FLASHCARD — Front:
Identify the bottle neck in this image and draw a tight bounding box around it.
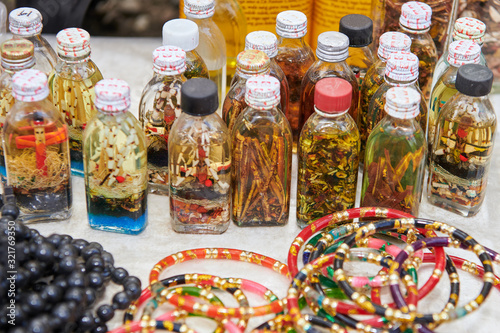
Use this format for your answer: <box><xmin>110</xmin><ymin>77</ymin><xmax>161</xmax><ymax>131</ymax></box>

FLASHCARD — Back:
<box><xmin>12</xmin><ymin>31</ymin><xmax>41</xmax><ymax>39</ymax></box>
<box><xmin>235</xmin><ymin>67</ymin><xmax>271</xmax><ymax>80</ymax></box>
<box><xmin>58</xmin><ymin>53</ymin><xmax>91</xmax><ymax>64</ymax></box>
<box><xmin>314</xmin><ymin>106</ymin><xmax>348</xmax><ymax>118</ymax></box>
<box><xmin>384</xmin><ymin>75</ymin><xmax>418</xmax><ymax>87</ymax></box>
<box><xmin>152</xmin><ymin>72</ymin><xmax>184</xmax><ymax>81</ymax></box>
<box><xmin>399</xmin><ymin>23</ymin><xmax>430</xmax><ymax>34</ymax></box>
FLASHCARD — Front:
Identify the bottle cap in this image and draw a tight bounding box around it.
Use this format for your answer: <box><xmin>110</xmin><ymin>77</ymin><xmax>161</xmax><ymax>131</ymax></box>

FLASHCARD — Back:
<box><xmin>447</xmin><ymin>40</ymin><xmax>481</xmax><ymax>67</ymax></box>
<box><xmin>385</xmin><ymin>51</ymin><xmax>419</xmax><ymax>82</ymax></box>
<box><xmin>181</xmin><ymin>78</ymin><xmax>218</xmax><ymax>116</ymax></box>
<box><xmin>12</xmin><ymin>69</ymin><xmax>49</xmax><ymax>102</ymax></box>
<box><xmin>385</xmin><ymin>86</ymin><xmax>420</xmax><ymax>119</ymax></box>
<box><xmin>339</xmin><ymin>14</ymin><xmax>373</xmax><ymax>47</ymax></box>
<box><xmin>245</xmin><ymin>31</ymin><xmax>278</xmax><ymax>59</ymax></box>
<box><xmin>456</xmin><ymin>64</ymin><xmax>493</xmax><ymax>97</ymax></box>
<box><xmin>162</xmin><ymin>19</ymin><xmax>199</xmax><ymax>52</ymax></box>
<box><xmin>56</xmin><ymin>28</ymin><xmax>91</xmax><ymax>59</ymax></box>
<box><xmin>1</xmin><ymin>39</ymin><xmax>35</xmax><ymax>71</ymax></box>
<box><xmin>245</xmin><ymin>75</ymin><xmax>280</xmax><ymax>110</ymax></box>
<box><xmin>316</xmin><ymin>31</ymin><xmax>349</xmax><ymax>62</ymax></box>
<box><xmin>236</xmin><ymin>50</ymin><xmax>270</xmax><ymax>76</ymax></box>
<box><xmin>378</xmin><ymin>32</ymin><xmax>412</xmax><ymax>60</ymax></box>
<box><xmin>94</xmin><ymin>78</ymin><xmax>131</xmax><ymax>112</ymax></box>
<box><xmin>452</xmin><ymin>17</ymin><xmax>486</xmax><ymax>45</ymax></box>
<box><xmin>276</xmin><ymin>10</ymin><xmax>308</xmax><ymax>39</ymax></box>
<box><xmin>153</xmin><ymin>45</ymin><xmax>186</xmax><ymax>75</ymax></box>
<box><xmin>314</xmin><ymin>77</ymin><xmax>352</xmax><ymax>113</ymax></box>
<box><xmin>184</xmin><ymin>0</ymin><xmax>215</xmax><ymax>19</ymax></box>
<box><xmin>399</xmin><ymin>1</ymin><xmax>432</xmax><ymax>30</ymax></box>
<box><xmin>9</xmin><ymin>7</ymin><xmax>43</xmax><ymax>36</ymax></box>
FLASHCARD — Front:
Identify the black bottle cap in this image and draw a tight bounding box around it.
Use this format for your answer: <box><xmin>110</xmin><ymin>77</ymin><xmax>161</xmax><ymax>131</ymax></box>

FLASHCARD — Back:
<box><xmin>339</xmin><ymin>14</ymin><xmax>373</xmax><ymax>47</ymax></box>
<box><xmin>456</xmin><ymin>64</ymin><xmax>493</xmax><ymax>97</ymax></box>
<box><xmin>180</xmin><ymin>78</ymin><xmax>219</xmax><ymax>116</ymax></box>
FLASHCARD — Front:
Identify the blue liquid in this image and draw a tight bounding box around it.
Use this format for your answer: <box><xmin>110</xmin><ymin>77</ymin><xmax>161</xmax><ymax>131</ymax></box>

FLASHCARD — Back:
<box><xmin>88</xmin><ymin>210</ymin><xmax>148</xmax><ymax>235</ymax></box>
<box><xmin>71</xmin><ymin>160</ymin><xmax>84</xmax><ymax>177</ymax></box>
<box><xmin>0</xmin><ymin>165</ymin><xmax>6</xmax><ymax>178</ymax></box>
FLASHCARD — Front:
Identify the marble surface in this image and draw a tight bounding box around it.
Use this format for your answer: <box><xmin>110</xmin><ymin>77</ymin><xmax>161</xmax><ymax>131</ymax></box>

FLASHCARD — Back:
<box><xmin>27</xmin><ymin>36</ymin><xmax>500</xmax><ymax>332</ymax></box>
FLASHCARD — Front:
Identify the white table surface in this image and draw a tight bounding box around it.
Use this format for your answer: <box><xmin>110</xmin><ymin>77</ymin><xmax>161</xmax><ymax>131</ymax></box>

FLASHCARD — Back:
<box><xmin>26</xmin><ymin>36</ymin><xmax>500</xmax><ymax>332</ymax></box>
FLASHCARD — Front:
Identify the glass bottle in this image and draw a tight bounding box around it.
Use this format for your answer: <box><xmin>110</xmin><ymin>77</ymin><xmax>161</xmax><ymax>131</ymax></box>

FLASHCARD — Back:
<box><xmin>162</xmin><ymin>19</ymin><xmax>209</xmax><ymax>80</ymax></box>
<box><xmin>0</xmin><ymin>39</ymin><xmax>35</xmax><ymax>177</ymax></box>
<box><xmin>398</xmin><ymin>1</ymin><xmax>438</xmax><ymax>103</ymax></box>
<box><xmin>8</xmin><ymin>7</ymin><xmax>57</xmax><ymax>77</ymax></box>
<box><xmin>361</xmin><ymin>86</ymin><xmax>426</xmax><ymax>216</ymax></box>
<box><xmin>4</xmin><ymin>69</ymin><xmax>72</xmax><ymax>223</ymax></box>
<box><xmin>244</xmin><ymin>30</ymin><xmax>290</xmax><ymax>117</ymax></box>
<box><xmin>222</xmin><ymin>49</ymin><xmax>270</xmax><ymax>132</ymax></box>
<box><xmin>169</xmin><ymin>78</ymin><xmax>231</xmax><ymax>234</ymax></box>
<box><xmin>0</xmin><ymin>2</ymin><xmax>6</xmax><ymax>43</ymax></box>
<box><xmin>274</xmin><ymin>10</ymin><xmax>315</xmax><ymax>146</ymax></box>
<box><xmin>139</xmin><ymin>46</ymin><xmax>187</xmax><ymax>196</ymax></box>
<box><xmin>83</xmin><ymin>79</ymin><xmax>148</xmax><ymax>234</ymax></box>
<box><xmin>428</xmin><ymin>40</ymin><xmax>481</xmax><ymax>156</ymax></box>
<box><xmin>232</xmin><ymin>75</ymin><xmax>292</xmax><ymax>226</ymax></box>
<box><xmin>428</xmin><ymin>64</ymin><xmax>495</xmax><ymax>217</ymax></box>
<box><xmin>48</xmin><ymin>28</ymin><xmax>103</xmax><ymax>177</ymax></box>
<box><xmin>297</xmin><ymin>78</ymin><xmax>359</xmax><ymax>229</ymax></box>
<box><xmin>184</xmin><ymin>0</ymin><xmax>227</xmax><ymax>115</ymax></box>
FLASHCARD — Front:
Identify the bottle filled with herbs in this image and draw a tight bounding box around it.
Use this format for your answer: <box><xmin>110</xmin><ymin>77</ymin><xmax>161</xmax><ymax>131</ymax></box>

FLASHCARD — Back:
<box><xmin>232</xmin><ymin>75</ymin><xmax>292</xmax><ymax>227</ymax></box>
<box><xmin>361</xmin><ymin>86</ymin><xmax>426</xmax><ymax>216</ymax></box>
<box><xmin>4</xmin><ymin>69</ymin><xmax>72</xmax><ymax>223</ymax></box>
<box><xmin>139</xmin><ymin>46</ymin><xmax>187</xmax><ymax>196</ymax></box>
<box><xmin>428</xmin><ymin>64</ymin><xmax>495</xmax><ymax>217</ymax></box>
<box><xmin>83</xmin><ymin>79</ymin><xmax>148</xmax><ymax>234</ymax></box>
<box><xmin>49</xmin><ymin>28</ymin><xmax>103</xmax><ymax>177</ymax></box>
<box><xmin>297</xmin><ymin>78</ymin><xmax>359</xmax><ymax>228</ymax></box>
<box><xmin>169</xmin><ymin>78</ymin><xmax>231</xmax><ymax>234</ymax></box>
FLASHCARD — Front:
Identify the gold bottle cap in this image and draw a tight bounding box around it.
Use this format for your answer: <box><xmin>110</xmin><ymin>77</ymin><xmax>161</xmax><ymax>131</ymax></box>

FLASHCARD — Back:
<box><xmin>1</xmin><ymin>39</ymin><xmax>35</xmax><ymax>70</ymax></box>
<box><xmin>236</xmin><ymin>50</ymin><xmax>270</xmax><ymax>76</ymax></box>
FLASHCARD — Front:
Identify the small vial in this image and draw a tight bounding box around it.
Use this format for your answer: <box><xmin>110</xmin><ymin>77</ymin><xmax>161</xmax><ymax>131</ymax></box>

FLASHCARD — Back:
<box><xmin>232</xmin><ymin>75</ymin><xmax>292</xmax><ymax>227</ymax></box>
<box><xmin>4</xmin><ymin>69</ymin><xmax>72</xmax><ymax>223</ymax></box>
<box><xmin>83</xmin><ymin>79</ymin><xmax>148</xmax><ymax>235</ymax></box>
<box><xmin>169</xmin><ymin>78</ymin><xmax>231</xmax><ymax>234</ymax></box>
<box><xmin>139</xmin><ymin>46</ymin><xmax>187</xmax><ymax>196</ymax></box>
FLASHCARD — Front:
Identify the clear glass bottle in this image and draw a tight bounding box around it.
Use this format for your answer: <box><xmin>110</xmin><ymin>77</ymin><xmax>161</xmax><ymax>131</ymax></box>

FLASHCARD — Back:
<box><xmin>232</xmin><ymin>75</ymin><xmax>292</xmax><ymax>226</ymax></box>
<box><xmin>0</xmin><ymin>39</ymin><xmax>35</xmax><ymax>177</ymax></box>
<box><xmin>8</xmin><ymin>7</ymin><xmax>57</xmax><ymax>77</ymax></box>
<box><xmin>184</xmin><ymin>0</ymin><xmax>227</xmax><ymax>115</ymax></box>
<box><xmin>83</xmin><ymin>79</ymin><xmax>148</xmax><ymax>234</ymax></box>
<box><xmin>245</xmin><ymin>30</ymin><xmax>290</xmax><ymax>117</ymax></box>
<box><xmin>139</xmin><ymin>46</ymin><xmax>187</xmax><ymax>196</ymax></box>
<box><xmin>222</xmin><ymin>49</ymin><xmax>270</xmax><ymax>132</ymax></box>
<box><xmin>4</xmin><ymin>69</ymin><xmax>72</xmax><ymax>223</ymax></box>
<box><xmin>300</xmin><ymin>31</ymin><xmax>358</xmax><ymax>132</ymax></box>
<box><xmin>361</xmin><ymin>86</ymin><xmax>426</xmax><ymax>216</ymax></box>
<box><xmin>169</xmin><ymin>78</ymin><xmax>231</xmax><ymax>234</ymax></box>
<box><xmin>297</xmin><ymin>78</ymin><xmax>359</xmax><ymax>228</ymax></box>
<box><xmin>48</xmin><ymin>28</ymin><xmax>103</xmax><ymax>177</ymax></box>
<box><xmin>398</xmin><ymin>1</ymin><xmax>438</xmax><ymax>103</ymax></box>
<box><xmin>162</xmin><ymin>19</ymin><xmax>210</xmax><ymax>80</ymax></box>
<box><xmin>428</xmin><ymin>64</ymin><xmax>495</xmax><ymax>217</ymax></box>
<box><xmin>274</xmin><ymin>10</ymin><xmax>315</xmax><ymax>147</ymax></box>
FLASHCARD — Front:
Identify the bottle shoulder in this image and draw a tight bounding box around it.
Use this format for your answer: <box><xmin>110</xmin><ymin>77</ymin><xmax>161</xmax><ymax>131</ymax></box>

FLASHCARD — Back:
<box><xmin>439</xmin><ymin>95</ymin><xmax>497</xmax><ymax>127</ymax></box>
<box><xmin>302</xmin><ymin>112</ymin><xmax>359</xmax><ymax>136</ymax></box>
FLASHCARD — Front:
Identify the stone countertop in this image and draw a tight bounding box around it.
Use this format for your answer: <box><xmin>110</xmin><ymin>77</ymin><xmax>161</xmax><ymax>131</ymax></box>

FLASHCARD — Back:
<box><xmin>29</xmin><ymin>36</ymin><xmax>500</xmax><ymax>332</ymax></box>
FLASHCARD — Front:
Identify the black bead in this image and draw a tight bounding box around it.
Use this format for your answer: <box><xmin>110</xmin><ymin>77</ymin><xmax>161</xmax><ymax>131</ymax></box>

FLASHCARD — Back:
<box><xmin>53</xmin><ymin>275</ymin><xmax>69</xmax><ymax>290</ymax></box>
<box><xmin>24</xmin><ymin>260</ymin><xmax>44</xmax><ymax>281</ymax></box>
<box><xmin>84</xmin><ymin>287</ymin><xmax>96</xmax><ymax>306</ymax></box>
<box><xmin>0</xmin><ymin>216</ymin><xmax>14</xmax><ymax>224</ymax></box>
<box><xmin>46</xmin><ymin>234</ymin><xmax>63</xmax><ymax>248</ymax></box>
<box><xmin>77</xmin><ymin>310</ymin><xmax>96</xmax><ymax>332</ymax></box>
<box><xmin>34</xmin><ymin>242</ymin><xmax>55</xmax><ymax>264</ymax></box>
<box><xmin>101</xmin><ymin>251</ymin><xmax>114</xmax><ymax>266</ymax></box>
<box><xmin>88</xmin><ymin>241</ymin><xmax>103</xmax><ymax>251</ymax></box>
<box><xmin>112</xmin><ymin>291</ymin><xmax>130</xmax><ymax>310</ymax></box>
<box><xmin>13</xmin><ymin>222</ymin><xmax>29</xmax><ymax>241</ymax></box>
<box><xmin>88</xmin><ymin>272</ymin><xmax>104</xmax><ymax>289</ymax></box>
<box><xmin>1</xmin><ymin>204</ymin><xmax>20</xmax><ymax>219</ymax></box>
<box><xmin>96</xmin><ymin>304</ymin><xmax>114</xmax><ymax>322</ymax></box>
<box><xmin>32</xmin><ymin>235</ymin><xmax>46</xmax><ymax>245</ymax></box>
<box><xmin>26</xmin><ymin>316</ymin><xmax>51</xmax><ymax>333</ymax></box>
<box><xmin>91</xmin><ymin>324</ymin><xmax>108</xmax><ymax>333</ymax></box>
<box><xmin>67</xmin><ymin>272</ymin><xmax>87</xmax><ymax>288</ymax></box>
<box><xmin>110</xmin><ymin>267</ymin><xmax>128</xmax><ymax>284</ymax></box>
<box><xmin>81</xmin><ymin>246</ymin><xmax>101</xmax><ymax>261</ymax></box>
<box><xmin>57</xmin><ymin>255</ymin><xmax>77</xmax><ymax>274</ymax></box>
<box><xmin>52</xmin><ymin>302</ymin><xmax>76</xmax><ymax>326</ymax></box>
<box><xmin>86</xmin><ymin>254</ymin><xmax>104</xmax><ymax>272</ymax></box>
<box><xmin>56</xmin><ymin>243</ymin><xmax>78</xmax><ymax>259</ymax></box>
<box><xmin>59</xmin><ymin>234</ymin><xmax>73</xmax><ymax>245</ymax></box>
<box><xmin>71</xmin><ymin>239</ymin><xmax>89</xmax><ymax>253</ymax></box>
<box><xmin>64</xmin><ymin>287</ymin><xmax>86</xmax><ymax>305</ymax></box>
<box><xmin>14</xmin><ymin>240</ymin><xmax>30</xmax><ymax>263</ymax></box>
<box><xmin>28</xmin><ymin>228</ymin><xmax>40</xmax><ymax>240</ymax></box>
<box><xmin>40</xmin><ymin>285</ymin><xmax>63</xmax><ymax>304</ymax></box>
<box><xmin>123</xmin><ymin>276</ymin><xmax>141</xmax><ymax>287</ymax></box>
<box><xmin>14</xmin><ymin>267</ymin><xmax>31</xmax><ymax>289</ymax></box>
<box><xmin>22</xmin><ymin>291</ymin><xmax>46</xmax><ymax>314</ymax></box>
<box><xmin>124</xmin><ymin>281</ymin><xmax>142</xmax><ymax>300</ymax></box>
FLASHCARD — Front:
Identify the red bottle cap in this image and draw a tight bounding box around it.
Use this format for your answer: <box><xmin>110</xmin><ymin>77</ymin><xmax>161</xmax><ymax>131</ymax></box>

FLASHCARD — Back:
<box><xmin>314</xmin><ymin>78</ymin><xmax>352</xmax><ymax>113</ymax></box>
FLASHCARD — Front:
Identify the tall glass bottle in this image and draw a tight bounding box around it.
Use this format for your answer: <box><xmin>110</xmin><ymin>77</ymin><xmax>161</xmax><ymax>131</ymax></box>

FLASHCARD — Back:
<box><xmin>222</xmin><ymin>50</ymin><xmax>270</xmax><ymax>132</ymax></box>
<box><xmin>428</xmin><ymin>64</ymin><xmax>495</xmax><ymax>217</ymax></box>
<box><xmin>169</xmin><ymin>78</ymin><xmax>231</xmax><ymax>234</ymax></box>
<box><xmin>184</xmin><ymin>0</ymin><xmax>227</xmax><ymax>115</ymax></box>
<box><xmin>83</xmin><ymin>79</ymin><xmax>148</xmax><ymax>234</ymax></box>
<box><xmin>297</xmin><ymin>78</ymin><xmax>359</xmax><ymax>228</ymax></box>
<box><xmin>48</xmin><ymin>28</ymin><xmax>103</xmax><ymax>177</ymax></box>
<box><xmin>361</xmin><ymin>86</ymin><xmax>426</xmax><ymax>216</ymax></box>
<box><xmin>232</xmin><ymin>75</ymin><xmax>292</xmax><ymax>226</ymax></box>
<box><xmin>300</xmin><ymin>31</ymin><xmax>358</xmax><ymax>131</ymax></box>
<box><xmin>139</xmin><ymin>46</ymin><xmax>187</xmax><ymax>196</ymax></box>
<box><xmin>0</xmin><ymin>39</ymin><xmax>35</xmax><ymax>177</ymax></box>
<box><xmin>8</xmin><ymin>7</ymin><xmax>57</xmax><ymax>77</ymax></box>
<box><xmin>275</xmin><ymin>10</ymin><xmax>315</xmax><ymax>146</ymax></box>
<box><xmin>4</xmin><ymin>69</ymin><xmax>72</xmax><ymax>222</ymax></box>
<box><xmin>162</xmin><ymin>19</ymin><xmax>209</xmax><ymax>80</ymax></box>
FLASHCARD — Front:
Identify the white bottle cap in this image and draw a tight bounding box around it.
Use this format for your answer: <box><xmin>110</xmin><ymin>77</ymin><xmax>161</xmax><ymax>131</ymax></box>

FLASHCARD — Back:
<box><xmin>400</xmin><ymin>1</ymin><xmax>432</xmax><ymax>30</ymax></box>
<box><xmin>378</xmin><ymin>32</ymin><xmax>412</xmax><ymax>60</ymax></box>
<box><xmin>453</xmin><ymin>17</ymin><xmax>486</xmax><ymax>45</ymax></box>
<box><xmin>276</xmin><ymin>10</ymin><xmax>307</xmax><ymax>39</ymax></box>
<box><xmin>316</xmin><ymin>31</ymin><xmax>349</xmax><ymax>62</ymax></box>
<box><xmin>153</xmin><ymin>46</ymin><xmax>187</xmax><ymax>75</ymax></box>
<box><xmin>94</xmin><ymin>79</ymin><xmax>131</xmax><ymax>112</ymax></box>
<box><xmin>184</xmin><ymin>0</ymin><xmax>215</xmax><ymax>19</ymax></box>
<box><xmin>245</xmin><ymin>31</ymin><xmax>278</xmax><ymax>59</ymax></box>
<box><xmin>56</xmin><ymin>28</ymin><xmax>91</xmax><ymax>59</ymax></box>
<box><xmin>12</xmin><ymin>69</ymin><xmax>49</xmax><ymax>102</ymax></box>
<box><xmin>9</xmin><ymin>7</ymin><xmax>43</xmax><ymax>36</ymax></box>
<box><xmin>447</xmin><ymin>40</ymin><xmax>481</xmax><ymax>67</ymax></box>
<box><xmin>385</xmin><ymin>51</ymin><xmax>419</xmax><ymax>82</ymax></box>
<box><xmin>385</xmin><ymin>86</ymin><xmax>420</xmax><ymax>119</ymax></box>
<box><xmin>162</xmin><ymin>19</ymin><xmax>199</xmax><ymax>52</ymax></box>
<box><xmin>245</xmin><ymin>75</ymin><xmax>281</xmax><ymax>110</ymax></box>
